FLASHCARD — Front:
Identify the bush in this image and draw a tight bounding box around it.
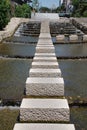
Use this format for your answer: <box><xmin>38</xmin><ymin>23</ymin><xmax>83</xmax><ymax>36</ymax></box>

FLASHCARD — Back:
<box><xmin>0</xmin><ymin>0</ymin><xmax>11</xmax><ymax>30</ymax></box>
<box><xmin>15</xmin><ymin>4</ymin><xmax>31</xmax><ymax>18</ymax></box>
<box><xmin>83</xmin><ymin>10</ymin><xmax>87</xmax><ymax>17</ymax></box>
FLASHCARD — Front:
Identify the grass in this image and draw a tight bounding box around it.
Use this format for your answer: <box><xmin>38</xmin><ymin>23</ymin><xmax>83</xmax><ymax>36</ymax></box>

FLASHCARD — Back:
<box><xmin>0</xmin><ymin>109</ymin><xmax>19</xmax><ymax>130</ymax></box>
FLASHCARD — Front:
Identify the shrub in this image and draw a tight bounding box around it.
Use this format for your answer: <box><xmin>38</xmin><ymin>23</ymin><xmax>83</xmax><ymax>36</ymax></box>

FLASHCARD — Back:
<box><xmin>0</xmin><ymin>0</ymin><xmax>10</xmax><ymax>30</ymax></box>
<box><xmin>15</xmin><ymin>4</ymin><xmax>31</xmax><ymax>18</ymax></box>
<box><xmin>83</xmin><ymin>10</ymin><xmax>87</xmax><ymax>17</ymax></box>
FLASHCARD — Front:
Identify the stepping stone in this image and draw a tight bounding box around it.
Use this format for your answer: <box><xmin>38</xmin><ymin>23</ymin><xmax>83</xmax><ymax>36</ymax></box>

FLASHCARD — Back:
<box><xmin>83</xmin><ymin>35</ymin><xmax>87</xmax><ymax>42</ymax></box>
<box><xmin>20</xmin><ymin>99</ymin><xmax>69</xmax><ymax>122</ymax></box>
<box><xmin>36</xmin><ymin>47</ymin><xmax>55</xmax><ymax>53</ymax></box>
<box><xmin>33</xmin><ymin>57</ymin><xmax>57</xmax><ymax>62</ymax></box>
<box><xmin>39</xmin><ymin>33</ymin><xmax>51</xmax><ymax>39</ymax></box>
<box><xmin>35</xmin><ymin>53</ymin><xmax>56</xmax><ymax>57</ymax></box>
<box><xmin>38</xmin><ymin>39</ymin><xmax>52</xmax><ymax>43</ymax></box>
<box><xmin>69</xmin><ymin>35</ymin><xmax>78</xmax><ymax>43</ymax></box>
<box><xmin>13</xmin><ymin>124</ymin><xmax>75</xmax><ymax>130</ymax></box>
<box><xmin>26</xmin><ymin>77</ymin><xmax>64</xmax><ymax>96</ymax></box>
<box><xmin>32</xmin><ymin>62</ymin><xmax>59</xmax><ymax>69</ymax></box>
<box><xmin>36</xmin><ymin>44</ymin><xmax>54</xmax><ymax>47</ymax></box>
<box><xmin>56</xmin><ymin>35</ymin><xmax>65</xmax><ymax>43</ymax></box>
<box><xmin>29</xmin><ymin>68</ymin><xmax>61</xmax><ymax>77</ymax></box>
<box><xmin>37</xmin><ymin>43</ymin><xmax>53</xmax><ymax>45</ymax></box>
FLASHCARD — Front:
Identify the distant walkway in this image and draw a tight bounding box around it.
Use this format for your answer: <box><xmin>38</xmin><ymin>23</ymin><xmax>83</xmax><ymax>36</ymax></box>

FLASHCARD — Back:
<box><xmin>31</xmin><ymin>13</ymin><xmax>59</xmax><ymax>21</ymax></box>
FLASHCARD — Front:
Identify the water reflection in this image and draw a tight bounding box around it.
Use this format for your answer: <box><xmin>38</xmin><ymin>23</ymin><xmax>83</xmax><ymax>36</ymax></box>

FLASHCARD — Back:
<box><xmin>0</xmin><ymin>43</ymin><xmax>36</xmax><ymax>57</ymax></box>
<box><xmin>55</xmin><ymin>44</ymin><xmax>87</xmax><ymax>57</ymax></box>
<box><xmin>58</xmin><ymin>59</ymin><xmax>87</xmax><ymax>98</ymax></box>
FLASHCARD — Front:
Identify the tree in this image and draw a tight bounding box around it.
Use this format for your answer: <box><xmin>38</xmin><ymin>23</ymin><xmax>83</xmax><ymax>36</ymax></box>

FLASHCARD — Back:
<box><xmin>32</xmin><ymin>0</ymin><xmax>39</xmax><ymax>11</ymax></box>
<box><xmin>15</xmin><ymin>4</ymin><xmax>31</xmax><ymax>18</ymax></box>
<box><xmin>0</xmin><ymin>0</ymin><xmax>11</xmax><ymax>30</ymax></box>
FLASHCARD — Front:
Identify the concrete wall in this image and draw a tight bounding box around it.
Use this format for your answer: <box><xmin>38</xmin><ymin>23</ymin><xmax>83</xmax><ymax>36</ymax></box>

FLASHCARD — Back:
<box><xmin>0</xmin><ymin>17</ymin><xmax>30</xmax><ymax>42</ymax></box>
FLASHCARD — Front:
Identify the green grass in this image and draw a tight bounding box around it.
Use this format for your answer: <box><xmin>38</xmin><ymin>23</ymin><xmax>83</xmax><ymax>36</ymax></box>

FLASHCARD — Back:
<box><xmin>0</xmin><ymin>109</ymin><xmax>19</xmax><ymax>130</ymax></box>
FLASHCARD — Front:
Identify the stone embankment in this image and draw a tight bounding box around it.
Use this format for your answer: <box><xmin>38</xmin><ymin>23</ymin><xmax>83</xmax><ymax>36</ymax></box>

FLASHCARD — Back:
<box><xmin>71</xmin><ymin>18</ymin><xmax>87</xmax><ymax>43</ymax></box>
<box><xmin>13</xmin><ymin>20</ymin><xmax>75</xmax><ymax>130</ymax></box>
<box><xmin>0</xmin><ymin>17</ymin><xmax>29</xmax><ymax>42</ymax></box>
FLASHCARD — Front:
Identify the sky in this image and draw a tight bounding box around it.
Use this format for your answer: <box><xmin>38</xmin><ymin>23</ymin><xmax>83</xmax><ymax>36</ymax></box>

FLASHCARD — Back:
<box><xmin>38</xmin><ymin>0</ymin><xmax>63</xmax><ymax>8</ymax></box>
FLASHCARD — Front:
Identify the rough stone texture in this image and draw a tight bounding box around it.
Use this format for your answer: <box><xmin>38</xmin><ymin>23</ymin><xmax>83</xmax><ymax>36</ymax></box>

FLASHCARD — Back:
<box><xmin>20</xmin><ymin>99</ymin><xmax>69</xmax><ymax>122</ymax></box>
<box><xmin>56</xmin><ymin>35</ymin><xmax>65</xmax><ymax>43</ymax></box>
<box><xmin>29</xmin><ymin>69</ymin><xmax>61</xmax><ymax>77</ymax></box>
<box><xmin>36</xmin><ymin>44</ymin><xmax>54</xmax><ymax>47</ymax></box>
<box><xmin>35</xmin><ymin>53</ymin><xmax>56</xmax><ymax>57</ymax></box>
<box><xmin>33</xmin><ymin>57</ymin><xmax>57</xmax><ymax>62</ymax></box>
<box><xmin>38</xmin><ymin>39</ymin><xmax>52</xmax><ymax>43</ymax></box>
<box><xmin>69</xmin><ymin>35</ymin><xmax>78</xmax><ymax>42</ymax></box>
<box><xmin>83</xmin><ymin>35</ymin><xmax>87</xmax><ymax>42</ymax></box>
<box><xmin>0</xmin><ymin>17</ymin><xmax>29</xmax><ymax>42</ymax></box>
<box><xmin>40</xmin><ymin>20</ymin><xmax>50</xmax><ymax>33</ymax></box>
<box><xmin>13</xmin><ymin>123</ymin><xmax>75</xmax><ymax>130</ymax></box>
<box><xmin>32</xmin><ymin>62</ymin><xmax>59</xmax><ymax>69</ymax></box>
<box><xmin>26</xmin><ymin>77</ymin><xmax>64</xmax><ymax>96</ymax></box>
<box><xmin>36</xmin><ymin>47</ymin><xmax>55</xmax><ymax>53</ymax></box>
<box><xmin>39</xmin><ymin>33</ymin><xmax>51</xmax><ymax>39</ymax></box>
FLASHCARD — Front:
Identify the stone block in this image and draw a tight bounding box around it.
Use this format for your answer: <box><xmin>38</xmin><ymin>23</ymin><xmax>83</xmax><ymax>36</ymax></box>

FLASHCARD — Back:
<box><xmin>20</xmin><ymin>99</ymin><xmax>69</xmax><ymax>122</ymax></box>
<box><xmin>83</xmin><ymin>35</ymin><xmax>87</xmax><ymax>42</ymax></box>
<box><xmin>32</xmin><ymin>62</ymin><xmax>59</xmax><ymax>69</ymax></box>
<box><xmin>39</xmin><ymin>33</ymin><xmax>51</xmax><ymax>39</ymax></box>
<box><xmin>33</xmin><ymin>57</ymin><xmax>57</xmax><ymax>62</ymax></box>
<box><xmin>69</xmin><ymin>35</ymin><xmax>78</xmax><ymax>42</ymax></box>
<box><xmin>35</xmin><ymin>53</ymin><xmax>56</xmax><ymax>57</ymax></box>
<box><xmin>29</xmin><ymin>68</ymin><xmax>61</xmax><ymax>77</ymax></box>
<box><xmin>56</xmin><ymin>35</ymin><xmax>65</xmax><ymax>43</ymax></box>
<box><xmin>36</xmin><ymin>47</ymin><xmax>55</xmax><ymax>53</ymax></box>
<box><xmin>36</xmin><ymin>44</ymin><xmax>54</xmax><ymax>47</ymax></box>
<box><xmin>38</xmin><ymin>39</ymin><xmax>52</xmax><ymax>43</ymax></box>
<box><xmin>26</xmin><ymin>77</ymin><xmax>64</xmax><ymax>96</ymax></box>
<box><xmin>13</xmin><ymin>124</ymin><xmax>75</xmax><ymax>130</ymax></box>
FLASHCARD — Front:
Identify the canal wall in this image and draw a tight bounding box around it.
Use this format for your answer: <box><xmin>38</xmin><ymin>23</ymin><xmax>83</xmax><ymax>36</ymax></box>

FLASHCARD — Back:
<box><xmin>0</xmin><ymin>17</ymin><xmax>30</xmax><ymax>42</ymax></box>
<box><xmin>13</xmin><ymin>20</ymin><xmax>75</xmax><ymax>130</ymax></box>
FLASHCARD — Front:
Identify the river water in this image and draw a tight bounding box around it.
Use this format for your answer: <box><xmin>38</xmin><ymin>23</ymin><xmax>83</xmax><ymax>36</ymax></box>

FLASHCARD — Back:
<box><xmin>0</xmin><ymin>25</ymin><xmax>87</xmax><ymax>130</ymax></box>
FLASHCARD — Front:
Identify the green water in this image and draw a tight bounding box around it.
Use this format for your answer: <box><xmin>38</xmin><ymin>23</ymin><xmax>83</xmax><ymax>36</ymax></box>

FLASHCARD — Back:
<box><xmin>71</xmin><ymin>107</ymin><xmax>87</xmax><ymax>130</ymax></box>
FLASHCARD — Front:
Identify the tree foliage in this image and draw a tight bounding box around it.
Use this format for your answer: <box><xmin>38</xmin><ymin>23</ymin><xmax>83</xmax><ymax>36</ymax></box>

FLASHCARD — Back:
<box><xmin>0</xmin><ymin>0</ymin><xmax>11</xmax><ymax>30</ymax></box>
<box><xmin>72</xmin><ymin>0</ymin><xmax>87</xmax><ymax>17</ymax></box>
<box><xmin>15</xmin><ymin>4</ymin><xmax>31</xmax><ymax>18</ymax></box>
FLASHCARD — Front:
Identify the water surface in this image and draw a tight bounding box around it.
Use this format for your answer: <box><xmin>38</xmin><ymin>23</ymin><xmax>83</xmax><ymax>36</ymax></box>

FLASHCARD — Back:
<box><xmin>0</xmin><ymin>59</ymin><xmax>32</xmax><ymax>100</ymax></box>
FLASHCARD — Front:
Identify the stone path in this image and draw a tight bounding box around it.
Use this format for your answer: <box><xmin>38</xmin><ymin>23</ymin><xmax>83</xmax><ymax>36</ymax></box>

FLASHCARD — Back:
<box><xmin>13</xmin><ymin>21</ymin><xmax>75</xmax><ymax>130</ymax></box>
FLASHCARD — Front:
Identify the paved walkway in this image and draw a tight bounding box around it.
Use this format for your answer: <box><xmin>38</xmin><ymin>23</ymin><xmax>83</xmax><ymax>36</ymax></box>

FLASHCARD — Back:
<box><xmin>13</xmin><ymin>20</ymin><xmax>75</xmax><ymax>130</ymax></box>
<box><xmin>31</xmin><ymin>13</ymin><xmax>59</xmax><ymax>20</ymax></box>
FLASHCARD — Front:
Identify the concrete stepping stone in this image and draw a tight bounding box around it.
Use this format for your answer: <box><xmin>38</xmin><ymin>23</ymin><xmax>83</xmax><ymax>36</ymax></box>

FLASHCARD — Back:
<box><xmin>38</xmin><ymin>39</ymin><xmax>52</xmax><ymax>43</ymax></box>
<box><xmin>20</xmin><ymin>99</ymin><xmax>69</xmax><ymax>122</ymax></box>
<box><xmin>36</xmin><ymin>44</ymin><xmax>54</xmax><ymax>47</ymax></box>
<box><xmin>13</xmin><ymin>123</ymin><xmax>75</xmax><ymax>130</ymax></box>
<box><xmin>69</xmin><ymin>35</ymin><xmax>78</xmax><ymax>43</ymax></box>
<box><xmin>56</xmin><ymin>35</ymin><xmax>65</xmax><ymax>43</ymax></box>
<box><xmin>36</xmin><ymin>47</ymin><xmax>55</xmax><ymax>53</ymax></box>
<box><xmin>35</xmin><ymin>53</ymin><xmax>56</xmax><ymax>57</ymax></box>
<box><xmin>29</xmin><ymin>68</ymin><xmax>61</xmax><ymax>77</ymax></box>
<box><xmin>83</xmin><ymin>35</ymin><xmax>87</xmax><ymax>42</ymax></box>
<box><xmin>32</xmin><ymin>62</ymin><xmax>59</xmax><ymax>69</ymax></box>
<box><xmin>33</xmin><ymin>57</ymin><xmax>57</xmax><ymax>62</ymax></box>
<box><xmin>39</xmin><ymin>33</ymin><xmax>51</xmax><ymax>39</ymax></box>
<box><xmin>26</xmin><ymin>77</ymin><xmax>64</xmax><ymax>96</ymax></box>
